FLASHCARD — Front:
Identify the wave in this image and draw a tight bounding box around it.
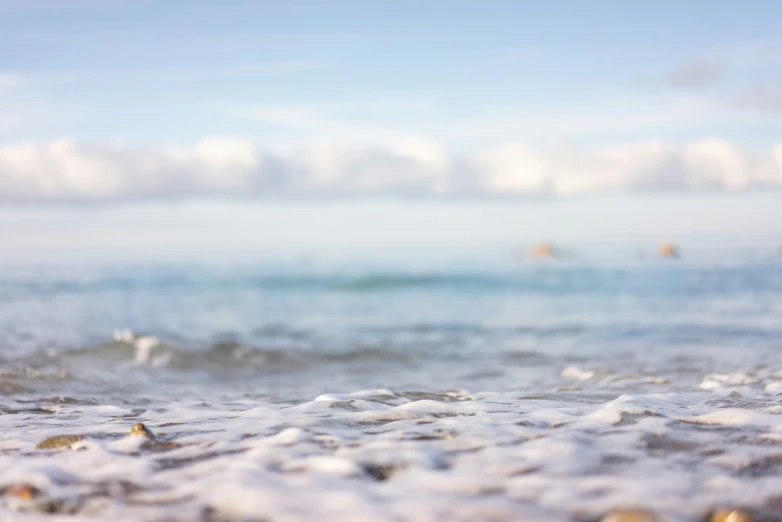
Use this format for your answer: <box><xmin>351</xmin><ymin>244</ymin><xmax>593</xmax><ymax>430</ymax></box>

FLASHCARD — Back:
<box><xmin>1</xmin><ymin>263</ymin><xmax>782</xmax><ymax>297</ymax></box>
<box><xmin>15</xmin><ymin>335</ymin><xmax>415</xmax><ymax>376</ymax></box>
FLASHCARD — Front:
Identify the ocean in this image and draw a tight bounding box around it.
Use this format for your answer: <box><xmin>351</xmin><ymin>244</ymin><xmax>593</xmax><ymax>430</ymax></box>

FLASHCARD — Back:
<box><xmin>1</xmin><ymin>257</ymin><xmax>782</xmax><ymax>521</ymax></box>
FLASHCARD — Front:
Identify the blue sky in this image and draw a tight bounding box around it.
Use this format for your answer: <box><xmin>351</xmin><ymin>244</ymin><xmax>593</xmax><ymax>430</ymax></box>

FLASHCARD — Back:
<box><xmin>3</xmin><ymin>0</ymin><xmax>782</xmax><ymax>148</ymax></box>
<box><xmin>1</xmin><ymin>1</ymin><xmax>781</xmax><ymax>259</ymax></box>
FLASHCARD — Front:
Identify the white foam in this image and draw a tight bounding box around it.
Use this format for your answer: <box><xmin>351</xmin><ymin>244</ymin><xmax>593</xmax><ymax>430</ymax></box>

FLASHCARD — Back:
<box><xmin>5</xmin><ymin>367</ymin><xmax>782</xmax><ymax>520</ymax></box>
<box><xmin>560</xmin><ymin>366</ymin><xmax>596</xmax><ymax>380</ymax></box>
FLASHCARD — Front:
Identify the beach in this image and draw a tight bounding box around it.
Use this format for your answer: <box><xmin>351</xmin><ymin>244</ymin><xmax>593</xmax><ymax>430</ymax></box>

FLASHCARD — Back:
<box><xmin>1</xmin><ymin>259</ymin><xmax>782</xmax><ymax>521</ymax></box>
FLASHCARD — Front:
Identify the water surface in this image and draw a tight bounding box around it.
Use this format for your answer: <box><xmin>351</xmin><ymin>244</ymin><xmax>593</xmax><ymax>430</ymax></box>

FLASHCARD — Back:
<box><xmin>1</xmin><ymin>259</ymin><xmax>781</xmax><ymax>521</ymax></box>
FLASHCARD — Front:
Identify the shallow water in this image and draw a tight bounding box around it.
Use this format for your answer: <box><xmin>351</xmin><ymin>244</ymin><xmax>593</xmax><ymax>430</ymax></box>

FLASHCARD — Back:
<box><xmin>1</xmin><ymin>259</ymin><xmax>782</xmax><ymax>521</ymax></box>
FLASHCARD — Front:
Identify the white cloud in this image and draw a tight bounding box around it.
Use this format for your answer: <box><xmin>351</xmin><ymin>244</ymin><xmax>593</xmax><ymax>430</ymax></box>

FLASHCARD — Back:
<box><xmin>0</xmin><ymin>137</ymin><xmax>781</xmax><ymax>203</ymax></box>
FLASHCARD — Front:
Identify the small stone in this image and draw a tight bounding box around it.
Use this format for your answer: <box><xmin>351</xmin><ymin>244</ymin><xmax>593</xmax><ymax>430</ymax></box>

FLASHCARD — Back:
<box><xmin>361</xmin><ymin>462</ymin><xmax>398</xmax><ymax>481</ymax></box>
<box><xmin>710</xmin><ymin>510</ymin><xmax>754</xmax><ymax>522</ymax></box>
<box><xmin>128</xmin><ymin>422</ymin><xmax>154</xmax><ymax>438</ymax></box>
<box><xmin>129</xmin><ymin>423</ymin><xmax>181</xmax><ymax>452</ymax></box>
<box><xmin>4</xmin><ymin>484</ymin><xmax>40</xmax><ymax>500</ymax></box>
<box><xmin>35</xmin><ymin>434</ymin><xmax>85</xmax><ymax>450</ymax></box>
<box><xmin>601</xmin><ymin>508</ymin><xmax>661</xmax><ymax>522</ymax></box>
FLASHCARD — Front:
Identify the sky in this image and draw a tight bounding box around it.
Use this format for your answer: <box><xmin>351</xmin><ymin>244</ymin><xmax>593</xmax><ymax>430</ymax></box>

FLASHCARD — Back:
<box><xmin>1</xmin><ymin>0</ymin><xmax>781</xmax><ymax>261</ymax></box>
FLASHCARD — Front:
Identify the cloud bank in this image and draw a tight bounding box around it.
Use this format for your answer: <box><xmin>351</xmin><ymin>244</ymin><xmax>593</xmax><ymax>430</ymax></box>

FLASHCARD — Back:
<box><xmin>1</xmin><ymin>137</ymin><xmax>781</xmax><ymax>203</ymax></box>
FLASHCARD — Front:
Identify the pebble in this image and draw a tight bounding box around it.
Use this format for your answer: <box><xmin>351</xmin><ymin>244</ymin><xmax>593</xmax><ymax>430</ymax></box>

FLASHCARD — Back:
<box><xmin>601</xmin><ymin>509</ymin><xmax>661</xmax><ymax>522</ymax></box>
<box><xmin>710</xmin><ymin>510</ymin><xmax>754</xmax><ymax>522</ymax></box>
<box><xmin>129</xmin><ymin>422</ymin><xmax>184</xmax><ymax>451</ymax></box>
<box><xmin>35</xmin><ymin>434</ymin><xmax>85</xmax><ymax>450</ymax></box>
<box><xmin>128</xmin><ymin>422</ymin><xmax>154</xmax><ymax>438</ymax></box>
<box><xmin>36</xmin><ymin>422</ymin><xmax>155</xmax><ymax>450</ymax></box>
<box><xmin>4</xmin><ymin>483</ymin><xmax>40</xmax><ymax>500</ymax></box>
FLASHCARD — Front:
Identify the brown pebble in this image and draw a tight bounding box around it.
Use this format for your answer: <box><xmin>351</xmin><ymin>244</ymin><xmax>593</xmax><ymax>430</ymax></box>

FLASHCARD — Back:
<box><xmin>35</xmin><ymin>434</ymin><xmax>85</xmax><ymax>450</ymax></box>
<box><xmin>129</xmin><ymin>423</ymin><xmax>182</xmax><ymax>452</ymax></box>
<box><xmin>601</xmin><ymin>509</ymin><xmax>661</xmax><ymax>522</ymax></box>
<box><xmin>710</xmin><ymin>510</ymin><xmax>754</xmax><ymax>522</ymax></box>
<box><xmin>4</xmin><ymin>483</ymin><xmax>40</xmax><ymax>500</ymax></box>
<box><xmin>128</xmin><ymin>422</ymin><xmax>154</xmax><ymax>438</ymax></box>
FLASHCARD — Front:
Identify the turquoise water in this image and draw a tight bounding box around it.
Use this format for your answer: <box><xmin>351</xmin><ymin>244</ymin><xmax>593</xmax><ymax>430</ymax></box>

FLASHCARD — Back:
<box><xmin>2</xmin><ymin>259</ymin><xmax>782</xmax><ymax>520</ymax></box>
<box><xmin>2</xmin><ymin>260</ymin><xmax>781</xmax><ymax>401</ymax></box>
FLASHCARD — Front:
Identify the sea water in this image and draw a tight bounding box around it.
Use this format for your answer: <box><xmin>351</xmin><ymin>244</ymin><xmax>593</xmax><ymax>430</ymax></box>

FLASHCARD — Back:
<box><xmin>1</xmin><ymin>258</ymin><xmax>782</xmax><ymax>521</ymax></box>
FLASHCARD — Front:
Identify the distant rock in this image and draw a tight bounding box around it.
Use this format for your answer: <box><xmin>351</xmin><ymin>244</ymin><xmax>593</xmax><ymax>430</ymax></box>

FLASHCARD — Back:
<box><xmin>658</xmin><ymin>242</ymin><xmax>680</xmax><ymax>259</ymax></box>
